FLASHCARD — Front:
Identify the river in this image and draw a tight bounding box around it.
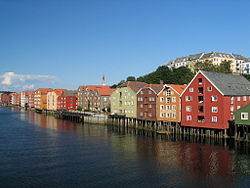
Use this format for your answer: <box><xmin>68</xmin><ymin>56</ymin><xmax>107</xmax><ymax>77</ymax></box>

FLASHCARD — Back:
<box><xmin>0</xmin><ymin>107</ymin><xmax>249</xmax><ymax>188</ymax></box>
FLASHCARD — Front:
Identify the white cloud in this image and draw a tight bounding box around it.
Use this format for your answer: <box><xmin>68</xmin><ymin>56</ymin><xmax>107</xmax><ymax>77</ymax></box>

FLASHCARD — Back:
<box><xmin>0</xmin><ymin>72</ymin><xmax>57</xmax><ymax>92</ymax></box>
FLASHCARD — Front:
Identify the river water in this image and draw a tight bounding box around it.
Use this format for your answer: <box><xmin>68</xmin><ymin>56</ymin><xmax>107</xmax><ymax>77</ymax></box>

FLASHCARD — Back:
<box><xmin>0</xmin><ymin>107</ymin><xmax>249</xmax><ymax>188</ymax></box>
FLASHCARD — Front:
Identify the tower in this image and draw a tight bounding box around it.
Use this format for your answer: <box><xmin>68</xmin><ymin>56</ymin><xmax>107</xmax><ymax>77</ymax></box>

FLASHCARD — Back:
<box><xmin>102</xmin><ymin>75</ymin><xmax>106</xmax><ymax>86</ymax></box>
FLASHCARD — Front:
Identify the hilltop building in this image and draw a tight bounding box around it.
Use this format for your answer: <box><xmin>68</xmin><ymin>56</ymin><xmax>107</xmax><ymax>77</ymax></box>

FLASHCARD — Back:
<box><xmin>166</xmin><ymin>52</ymin><xmax>249</xmax><ymax>74</ymax></box>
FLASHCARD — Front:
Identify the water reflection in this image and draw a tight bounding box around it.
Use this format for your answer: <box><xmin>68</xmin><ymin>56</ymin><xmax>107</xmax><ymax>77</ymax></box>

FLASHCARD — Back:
<box><xmin>6</xmin><ymin>108</ymin><xmax>250</xmax><ymax>187</ymax></box>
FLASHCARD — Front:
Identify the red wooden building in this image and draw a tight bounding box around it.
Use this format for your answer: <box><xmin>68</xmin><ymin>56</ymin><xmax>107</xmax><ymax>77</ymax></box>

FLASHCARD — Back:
<box><xmin>137</xmin><ymin>84</ymin><xmax>163</xmax><ymax>120</ymax></box>
<box><xmin>181</xmin><ymin>71</ymin><xmax>250</xmax><ymax>130</ymax></box>
<box><xmin>57</xmin><ymin>90</ymin><xmax>77</xmax><ymax>110</ymax></box>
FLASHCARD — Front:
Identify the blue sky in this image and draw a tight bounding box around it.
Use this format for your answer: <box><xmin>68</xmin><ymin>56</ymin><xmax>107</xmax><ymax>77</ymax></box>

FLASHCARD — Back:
<box><xmin>0</xmin><ymin>0</ymin><xmax>250</xmax><ymax>91</ymax></box>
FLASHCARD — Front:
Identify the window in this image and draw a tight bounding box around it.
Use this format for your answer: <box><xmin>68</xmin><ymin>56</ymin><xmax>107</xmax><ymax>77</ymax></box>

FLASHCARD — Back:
<box><xmin>160</xmin><ymin>97</ymin><xmax>164</xmax><ymax>102</ymax></box>
<box><xmin>166</xmin><ymin>97</ymin><xmax>171</xmax><ymax>104</ymax></box>
<box><xmin>237</xmin><ymin>97</ymin><xmax>241</xmax><ymax>101</ymax></box>
<box><xmin>230</xmin><ymin>106</ymin><xmax>234</xmax><ymax>112</ymax></box>
<box><xmin>140</xmin><ymin>112</ymin><xmax>143</xmax><ymax>116</ymax></box>
<box><xmin>166</xmin><ymin>90</ymin><xmax>171</xmax><ymax>96</ymax></box>
<box><xmin>241</xmin><ymin>112</ymin><xmax>248</xmax><ymax>120</ymax></box>
<box><xmin>211</xmin><ymin>106</ymin><xmax>218</xmax><ymax>113</ymax></box>
<box><xmin>160</xmin><ymin>105</ymin><xmax>164</xmax><ymax>110</ymax></box>
<box><xmin>172</xmin><ymin>97</ymin><xmax>176</xmax><ymax>102</ymax></box>
<box><xmin>160</xmin><ymin>113</ymin><xmax>164</xmax><ymax>118</ymax></box>
<box><xmin>198</xmin><ymin>87</ymin><xmax>204</xmax><ymax>94</ymax></box>
<box><xmin>198</xmin><ymin>78</ymin><xmax>203</xmax><ymax>84</ymax></box>
<box><xmin>148</xmin><ymin>112</ymin><xmax>152</xmax><ymax>117</ymax></box>
<box><xmin>198</xmin><ymin>106</ymin><xmax>204</xmax><ymax>113</ymax></box>
<box><xmin>243</xmin><ymin>96</ymin><xmax>247</xmax><ymax>101</ymax></box>
<box><xmin>237</xmin><ymin>106</ymin><xmax>241</xmax><ymax>109</ymax></box>
<box><xmin>140</xmin><ymin>91</ymin><xmax>143</xmax><ymax>94</ymax></box>
<box><xmin>148</xmin><ymin>104</ymin><xmax>152</xmax><ymax>108</ymax></box>
<box><xmin>186</xmin><ymin>106</ymin><xmax>192</xmax><ymax>112</ymax></box>
<box><xmin>197</xmin><ymin>116</ymin><xmax>205</xmax><ymax>122</ymax></box>
<box><xmin>211</xmin><ymin>96</ymin><xmax>218</xmax><ymax>102</ymax></box>
<box><xmin>172</xmin><ymin>105</ymin><xmax>176</xmax><ymax>111</ymax></box>
<box><xmin>230</xmin><ymin>97</ymin><xmax>234</xmax><ymax>104</ymax></box>
<box><xmin>172</xmin><ymin>113</ymin><xmax>176</xmax><ymax>119</ymax></box>
<box><xmin>187</xmin><ymin>115</ymin><xmax>192</xmax><ymax>121</ymax></box>
<box><xmin>151</xmin><ymin>97</ymin><xmax>155</xmax><ymax>101</ymax></box>
<box><xmin>140</xmin><ymin>104</ymin><xmax>143</xmax><ymax>108</ymax></box>
<box><xmin>166</xmin><ymin>113</ymin><xmax>171</xmax><ymax>118</ymax></box>
<box><xmin>166</xmin><ymin>105</ymin><xmax>170</xmax><ymax>110</ymax></box>
<box><xmin>189</xmin><ymin>88</ymin><xmax>194</xmax><ymax>92</ymax></box>
<box><xmin>198</xmin><ymin>96</ymin><xmax>204</xmax><ymax>103</ymax></box>
<box><xmin>148</xmin><ymin>90</ymin><xmax>152</xmax><ymax>94</ymax></box>
<box><xmin>185</xmin><ymin>96</ymin><xmax>192</xmax><ymax>101</ymax></box>
<box><xmin>211</xmin><ymin>116</ymin><xmax>217</xmax><ymax>122</ymax></box>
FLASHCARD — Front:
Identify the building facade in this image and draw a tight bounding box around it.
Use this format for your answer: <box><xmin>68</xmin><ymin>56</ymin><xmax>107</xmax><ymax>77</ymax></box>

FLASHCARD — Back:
<box><xmin>181</xmin><ymin>71</ymin><xmax>250</xmax><ymax>130</ymax></box>
<box><xmin>57</xmin><ymin>90</ymin><xmax>77</xmax><ymax>110</ymax></box>
<box><xmin>47</xmin><ymin>89</ymin><xmax>67</xmax><ymax>111</ymax></box>
<box><xmin>233</xmin><ymin>103</ymin><xmax>250</xmax><ymax>126</ymax></box>
<box><xmin>137</xmin><ymin>84</ymin><xmax>163</xmax><ymax>120</ymax></box>
<box><xmin>167</xmin><ymin>52</ymin><xmax>249</xmax><ymax>74</ymax></box>
<box><xmin>110</xmin><ymin>82</ymin><xmax>147</xmax><ymax>117</ymax></box>
<box><xmin>157</xmin><ymin>84</ymin><xmax>186</xmax><ymax>122</ymax></box>
<box><xmin>34</xmin><ymin>88</ymin><xmax>53</xmax><ymax>110</ymax></box>
<box><xmin>77</xmin><ymin>85</ymin><xmax>114</xmax><ymax>111</ymax></box>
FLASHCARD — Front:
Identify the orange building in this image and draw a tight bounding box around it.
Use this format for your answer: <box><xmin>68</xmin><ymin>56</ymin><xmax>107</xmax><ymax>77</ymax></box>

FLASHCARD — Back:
<box><xmin>34</xmin><ymin>88</ymin><xmax>53</xmax><ymax>110</ymax></box>
<box><xmin>157</xmin><ymin>84</ymin><xmax>186</xmax><ymax>122</ymax></box>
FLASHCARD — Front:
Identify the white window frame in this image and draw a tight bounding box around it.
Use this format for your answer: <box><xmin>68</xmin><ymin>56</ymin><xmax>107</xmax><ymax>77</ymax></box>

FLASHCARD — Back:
<box><xmin>211</xmin><ymin>116</ymin><xmax>217</xmax><ymax>122</ymax></box>
<box><xmin>185</xmin><ymin>96</ymin><xmax>192</xmax><ymax>101</ymax></box>
<box><xmin>186</xmin><ymin>106</ymin><xmax>192</xmax><ymax>112</ymax></box>
<box><xmin>211</xmin><ymin>96</ymin><xmax>218</xmax><ymax>102</ymax></box>
<box><xmin>172</xmin><ymin>97</ymin><xmax>176</xmax><ymax>102</ymax></box>
<box><xmin>207</xmin><ymin>86</ymin><xmax>212</xmax><ymax>91</ymax></box>
<box><xmin>211</xmin><ymin>106</ymin><xmax>218</xmax><ymax>113</ymax></box>
<box><xmin>241</xmin><ymin>112</ymin><xmax>248</xmax><ymax>120</ymax></box>
<box><xmin>187</xmin><ymin>115</ymin><xmax>192</xmax><ymax>121</ymax></box>
<box><xmin>189</xmin><ymin>88</ymin><xmax>194</xmax><ymax>92</ymax></box>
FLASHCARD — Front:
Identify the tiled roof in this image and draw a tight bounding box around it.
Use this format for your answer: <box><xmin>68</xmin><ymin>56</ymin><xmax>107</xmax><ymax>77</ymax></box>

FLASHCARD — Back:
<box><xmin>201</xmin><ymin>71</ymin><xmax>250</xmax><ymax>96</ymax></box>
<box><xmin>119</xmin><ymin>81</ymin><xmax>148</xmax><ymax>92</ymax></box>
<box><xmin>97</xmin><ymin>88</ymin><xmax>115</xmax><ymax>96</ymax></box>
<box><xmin>167</xmin><ymin>84</ymin><xmax>186</xmax><ymax>94</ymax></box>
<box><xmin>53</xmin><ymin>89</ymin><xmax>68</xmax><ymax>95</ymax></box>
<box><xmin>145</xmin><ymin>84</ymin><xmax>164</xmax><ymax>94</ymax></box>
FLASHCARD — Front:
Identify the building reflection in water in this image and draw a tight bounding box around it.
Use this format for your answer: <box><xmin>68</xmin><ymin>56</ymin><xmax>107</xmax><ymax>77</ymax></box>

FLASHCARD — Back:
<box><xmin>15</xmin><ymin>110</ymin><xmax>242</xmax><ymax>187</ymax></box>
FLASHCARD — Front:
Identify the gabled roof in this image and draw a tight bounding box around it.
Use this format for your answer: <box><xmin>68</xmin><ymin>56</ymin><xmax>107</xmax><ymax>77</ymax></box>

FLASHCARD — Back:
<box><xmin>141</xmin><ymin>84</ymin><xmax>164</xmax><ymax>94</ymax></box>
<box><xmin>97</xmin><ymin>88</ymin><xmax>115</xmax><ymax>96</ymax></box>
<box><xmin>52</xmin><ymin>89</ymin><xmax>68</xmax><ymax>95</ymax></box>
<box><xmin>118</xmin><ymin>81</ymin><xmax>148</xmax><ymax>92</ymax></box>
<box><xmin>165</xmin><ymin>84</ymin><xmax>186</xmax><ymax>95</ymax></box>
<box><xmin>201</xmin><ymin>71</ymin><xmax>250</xmax><ymax>96</ymax></box>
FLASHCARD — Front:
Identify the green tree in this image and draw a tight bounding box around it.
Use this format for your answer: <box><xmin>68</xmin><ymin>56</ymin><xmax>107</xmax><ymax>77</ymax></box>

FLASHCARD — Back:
<box><xmin>126</xmin><ymin>76</ymin><xmax>136</xmax><ymax>81</ymax></box>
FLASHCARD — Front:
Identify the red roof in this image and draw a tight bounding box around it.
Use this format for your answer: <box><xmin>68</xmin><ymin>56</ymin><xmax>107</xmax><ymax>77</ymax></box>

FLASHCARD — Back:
<box><xmin>97</xmin><ymin>88</ymin><xmax>115</xmax><ymax>96</ymax></box>
<box><xmin>78</xmin><ymin>85</ymin><xmax>114</xmax><ymax>96</ymax></box>
<box><xmin>167</xmin><ymin>84</ymin><xmax>186</xmax><ymax>94</ymax></box>
<box><xmin>53</xmin><ymin>89</ymin><xmax>68</xmax><ymax>95</ymax></box>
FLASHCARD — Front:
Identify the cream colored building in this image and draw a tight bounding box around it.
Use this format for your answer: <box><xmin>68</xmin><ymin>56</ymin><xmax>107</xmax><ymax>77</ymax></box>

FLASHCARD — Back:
<box><xmin>167</xmin><ymin>52</ymin><xmax>249</xmax><ymax>73</ymax></box>
<box><xmin>47</xmin><ymin>89</ymin><xmax>67</xmax><ymax>111</ymax></box>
